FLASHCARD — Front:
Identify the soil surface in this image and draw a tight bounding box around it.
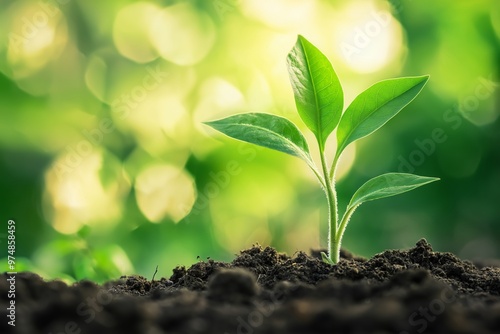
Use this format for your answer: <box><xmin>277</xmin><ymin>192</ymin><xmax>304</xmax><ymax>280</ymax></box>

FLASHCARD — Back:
<box><xmin>2</xmin><ymin>239</ymin><xmax>500</xmax><ymax>334</ymax></box>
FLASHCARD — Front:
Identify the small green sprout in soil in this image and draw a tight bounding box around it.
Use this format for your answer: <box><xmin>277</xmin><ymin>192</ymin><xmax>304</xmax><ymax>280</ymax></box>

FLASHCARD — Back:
<box><xmin>205</xmin><ymin>35</ymin><xmax>439</xmax><ymax>264</ymax></box>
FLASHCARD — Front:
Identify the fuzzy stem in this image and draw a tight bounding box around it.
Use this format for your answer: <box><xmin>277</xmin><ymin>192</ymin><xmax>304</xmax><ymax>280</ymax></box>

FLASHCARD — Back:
<box><xmin>329</xmin><ymin>152</ymin><xmax>340</xmax><ymax>182</ymax></box>
<box><xmin>319</xmin><ymin>150</ymin><xmax>338</xmax><ymax>263</ymax></box>
<box><xmin>307</xmin><ymin>160</ymin><xmax>327</xmax><ymax>190</ymax></box>
<box><xmin>333</xmin><ymin>205</ymin><xmax>359</xmax><ymax>262</ymax></box>
<box><xmin>328</xmin><ymin>151</ymin><xmax>343</xmax><ymax>263</ymax></box>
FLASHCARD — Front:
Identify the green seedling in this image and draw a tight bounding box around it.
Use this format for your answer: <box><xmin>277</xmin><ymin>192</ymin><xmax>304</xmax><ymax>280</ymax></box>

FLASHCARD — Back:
<box><xmin>205</xmin><ymin>35</ymin><xmax>439</xmax><ymax>264</ymax></box>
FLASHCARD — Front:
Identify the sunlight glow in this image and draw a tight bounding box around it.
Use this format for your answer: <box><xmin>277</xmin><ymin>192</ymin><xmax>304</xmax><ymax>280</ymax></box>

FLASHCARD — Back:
<box><xmin>240</xmin><ymin>0</ymin><xmax>316</xmax><ymax>30</ymax></box>
<box><xmin>193</xmin><ymin>77</ymin><xmax>246</xmax><ymax>128</ymax></box>
<box><xmin>113</xmin><ymin>2</ymin><xmax>160</xmax><ymax>63</ymax></box>
<box><xmin>333</xmin><ymin>1</ymin><xmax>403</xmax><ymax>73</ymax></box>
<box><xmin>117</xmin><ymin>85</ymin><xmax>190</xmax><ymax>155</ymax></box>
<box><xmin>108</xmin><ymin>245</ymin><xmax>134</xmax><ymax>274</ymax></box>
<box><xmin>103</xmin><ymin>62</ymin><xmax>196</xmax><ymax>159</ymax></box>
<box><xmin>43</xmin><ymin>151</ymin><xmax>129</xmax><ymax>234</ymax></box>
<box><xmin>150</xmin><ymin>3</ymin><xmax>216</xmax><ymax>66</ymax></box>
<box><xmin>112</xmin><ymin>73</ymin><xmax>192</xmax><ymax>160</ymax></box>
<box><xmin>135</xmin><ymin>164</ymin><xmax>196</xmax><ymax>223</ymax></box>
<box><xmin>5</xmin><ymin>1</ymin><xmax>68</xmax><ymax>79</ymax></box>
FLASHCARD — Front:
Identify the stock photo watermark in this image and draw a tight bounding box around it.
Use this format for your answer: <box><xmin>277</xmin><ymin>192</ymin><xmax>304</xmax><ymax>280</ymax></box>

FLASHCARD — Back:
<box><xmin>224</xmin><ymin>282</ymin><xmax>295</xmax><ymax>334</ymax></box>
<box><xmin>5</xmin><ymin>219</ymin><xmax>17</xmax><ymax>327</ymax></box>
<box><xmin>7</xmin><ymin>0</ymin><xmax>71</xmax><ymax>51</ymax></box>
<box><xmin>340</xmin><ymin>10</ymin><xmax>391</xmax><ymax>60</ymax></box>
<box><xmin>44</xmin><ymin>288</ymin><xmax>116</xmax><ymax>334</ymax></box>
<box><xmin>340</xmin><ymin>0</ymin><xmax>415</xmax><ymax>61</ymax></box>
<box><xmin>400</xmin><ymin>288</ymin><xmax>456</xmax><ymax>334</ymax></box>
<box><xmin>53</xmin><ymin>64</ymin><xmax>168</xmax><ymax>179</ymax></box>
<box><xmin>398</xmin><ymin>74</ymin><xmax>498</xmax><ymax>173</ymax></box>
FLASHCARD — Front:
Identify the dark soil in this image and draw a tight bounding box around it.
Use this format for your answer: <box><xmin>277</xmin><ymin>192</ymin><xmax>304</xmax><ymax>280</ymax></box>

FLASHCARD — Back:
<box><xmin>2</xmin><ymin>239</ymin><xmax>500</xmax><ymax>333</ymax></box>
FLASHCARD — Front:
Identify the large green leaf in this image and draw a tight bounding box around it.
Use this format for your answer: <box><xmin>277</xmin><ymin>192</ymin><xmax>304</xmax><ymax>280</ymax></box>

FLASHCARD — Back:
<box><xmin>336</xmin><ymin>76</ymin><xmax>429</xmax><ymax>159</ymax></box>
<box><xmin>347</xmin><ymin>173</ymin><xmax>439</xmax><ymax>210</ymax></box>
<box><xmin>287</xmin><ymin>35</ymin><xmax>343</xmax><ymax>149</ymax></box>
<box><xmin>204</xmin><ymin>113</ymin><xmax>312</xmax><ymax>163</ymax></box>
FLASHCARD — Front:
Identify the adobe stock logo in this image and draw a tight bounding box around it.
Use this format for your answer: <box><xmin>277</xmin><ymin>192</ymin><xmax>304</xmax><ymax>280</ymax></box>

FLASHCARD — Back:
<box><xmin>8</xmin><ymin>0</ymin><xmax>71</xmax><ymax>51</ymax></box>
<box><xmin>400</xmin><ymin>288</ymin><xmax>456</xmax><ymax>334</ymax></box>
<box><xmin>47</xmin><ymin>288</ymin><xmax>115</xmax><ymax>334</ymax></box>
<box><xmin>340</xmin><ymin>10</ymin><xmax>391</xmax><ymax>60</ymax></box>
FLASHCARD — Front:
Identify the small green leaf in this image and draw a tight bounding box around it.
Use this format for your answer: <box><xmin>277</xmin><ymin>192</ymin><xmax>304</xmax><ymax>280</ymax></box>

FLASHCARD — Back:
<box><xmin>336</xmin><ymin>76</ymin><xmax>429</xmax><ymax>159</ymax></box>
<box><xmin>347</xmin><ymin>173</ymin><xmax>439</xmax><ymax>210</ymax></box>
<box><xmin>204</xmin><ymin>113</ymin><xmax>312</xmax><ymax>163</ymax></box>
<box><xmin>321</xmin><ymin>252</ymin><xmax>334</xmax><ymax>264</ymax></box>
<box><xmin>287</xmin><ymin>35</ymin><xmax>343</xmax><ymax>149</ymax></box>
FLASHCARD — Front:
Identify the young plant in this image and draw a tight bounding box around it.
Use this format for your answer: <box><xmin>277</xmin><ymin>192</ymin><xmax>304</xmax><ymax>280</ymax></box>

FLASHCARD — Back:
<box><xmin>205</xmin><ymin>35</ymin><xmax>439</xmax><ymax>264</ymax></box>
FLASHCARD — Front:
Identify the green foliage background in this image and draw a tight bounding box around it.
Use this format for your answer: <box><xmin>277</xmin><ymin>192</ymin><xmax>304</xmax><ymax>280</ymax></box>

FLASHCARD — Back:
<box><xmin>0</xmin><ymin>0</ymin><xmax>498</xmax><ymax>282</ymax></box>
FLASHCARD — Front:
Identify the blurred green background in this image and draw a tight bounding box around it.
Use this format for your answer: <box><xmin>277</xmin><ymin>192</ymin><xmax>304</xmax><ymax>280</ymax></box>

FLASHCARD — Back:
<box><xmin>0</xmin><ymin>0</ymin><xmax>498</xmax><ymax>283</ymax></box>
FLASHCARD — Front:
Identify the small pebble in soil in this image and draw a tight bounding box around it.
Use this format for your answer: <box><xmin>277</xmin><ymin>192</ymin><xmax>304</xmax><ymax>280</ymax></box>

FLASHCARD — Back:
<box><xmin>206</xmin><ymin>268</ymin><xmax>258</xmax><ymax>304</ymax></box>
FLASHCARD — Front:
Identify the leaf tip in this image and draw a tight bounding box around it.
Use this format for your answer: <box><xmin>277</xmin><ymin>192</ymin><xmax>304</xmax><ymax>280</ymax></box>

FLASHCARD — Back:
<box><xmin>420</xmin><ymin>74</ymin><xmax>431</xmax><ymax>83</ymax></box>
<box><xmin>296</xmin><ymin>34</ymin><xmax>313</xmax><ymax>49</ymax></box>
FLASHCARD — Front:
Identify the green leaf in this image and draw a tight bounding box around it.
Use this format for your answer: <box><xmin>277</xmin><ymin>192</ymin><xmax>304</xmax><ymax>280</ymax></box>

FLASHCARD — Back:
<box><xmin>347</xmin><ymin>173</ymin><xmax>439</xmax><ymax>210</ymax></box>
<box><xmin>287</xmin><ymin>35</ymin><xmax>343</xmax><ymax>149</ymax></box>
<box><xmin>321</xmin><ymin>252</ymin><xmax>334</xmax><ymax>264</ymax></box>
<box><xmin>204</xmin><ymin>113</ymin><xmax>312</xmax><ymax>163</ymax></box>
<box><xmin>336</xmin><ymin>76</ymin><xmax>429</xmax><ymax>159</ymax></box>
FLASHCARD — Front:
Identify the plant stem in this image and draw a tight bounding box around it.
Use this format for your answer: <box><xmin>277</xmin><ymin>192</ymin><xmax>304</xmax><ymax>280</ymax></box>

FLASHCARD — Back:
<box><xmin>328</xmin><ymin>151</ymin><xmax>342</xmax><ymax>263</ymax></box>
<box><xmin>329</xmin><ymin>153</ymin><xmax>340</xmax><ymax>182</ymax></box>
<box><xmin>333</xmin><ymin>205</ymin><xmax>358</xmax><ymax>262</ymax></box>
<box><xmin>331</xmin><ymin>236</ymin><xmax>341</xmax><ymax>264</ymax></box>
<box><xmin>307</xmin><ymin>160</ymin><xmax>327</xmax><ymax>190</ymax></box>
<box><xmin>319</xmin><ymin>150</ymin><xmax>338</xmax><ymax>263</ymax></box>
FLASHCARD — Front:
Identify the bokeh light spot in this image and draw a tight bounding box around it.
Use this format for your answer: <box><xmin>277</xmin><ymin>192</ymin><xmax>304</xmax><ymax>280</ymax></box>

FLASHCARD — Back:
<box><xmin>241</xmin><ymin>0</ymin><xmax>316</xmax><ymax>30</ymax></box>
<box><xmin>135</xmin><ymin>164</ymin><xmax>196</xmax><ymax>223</ymax></box>
<box><xmin>44</xmin><ymin>150</ymin><xmax>130</xmax><ymax>234</ymax></box>
<box><xmin>333</xmin><ymin>1</ymin><xmax>403</xmax><ymax>73</ymax></box>
<box><xmin>5</xmin><ymin>1</ymin><xmax>68</xmax><ymax>79</ymax></box>
<box><xmin>150</xmin><ymin>3</ymin><xmax>216</xmax><ymax>66</ymax></box>
<box><xmin>193</xmin><ymin>77</ymin><xmax>246</xmax><ymax>128</ymax></box>
<box><xmin>113</xmin><ymin>2</ymin><xmax>160</xmax><ymax>63</ymax></box>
